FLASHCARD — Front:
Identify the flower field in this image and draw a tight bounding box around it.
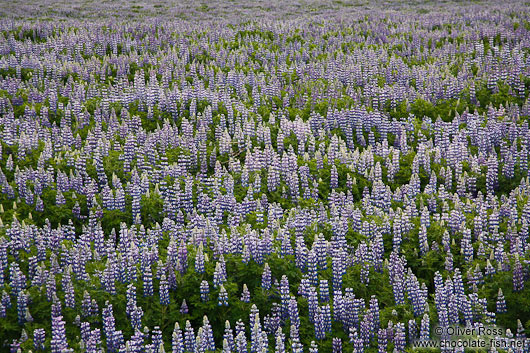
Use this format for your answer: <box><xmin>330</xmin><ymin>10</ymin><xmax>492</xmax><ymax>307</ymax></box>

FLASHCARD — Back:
<box><xmin>1</xmin><ymin>0</ymin><xmax>530</xmax><ymax>351</ymax></box>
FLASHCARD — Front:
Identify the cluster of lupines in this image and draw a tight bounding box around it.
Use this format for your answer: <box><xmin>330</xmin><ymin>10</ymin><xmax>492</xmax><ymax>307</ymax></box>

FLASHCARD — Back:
<box><xmin>1</xmin><ymin>0</ymin><xmax>530</xmax><ymax>351</ymax></box>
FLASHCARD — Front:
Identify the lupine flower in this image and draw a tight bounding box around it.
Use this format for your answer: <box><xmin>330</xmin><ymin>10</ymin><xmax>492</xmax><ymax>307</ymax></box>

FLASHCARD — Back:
<box><xmin>240</xmin><ymin>284</ymin><xmax>250</xmax><ymax>303</ymax></box>
<box><xmin>51</xmin><ymin>315</ymin><xmax>69</xmax><ymax>353</ymax></box>
<box><xmin>314</xmin><ymin>306</ymin><xmax>325</xmax><ymax>340</ymax></box>
<box><xmin>235</xmin><ymin>331</ymin><xmax>247</xmax><ymax>353</ymax></box>
<box><xmin>172</xmin><ymin>323</ymin><xmax>184</xmax><ymax>353</ymax></box>
<box><xmin>34</xmin><ymin>328</ymin><xmax>46</xmax><ymax>351</ymax></box>
<box><xmin>16</xmin><ymin>290</ymin><xmax>28</xmax><ymax>324</ymax></box>
<box><xmin>219</xmin><ymin>285</ymin><xmax>229</xmax><ymax>306</ymax></box>
<box><xmin>377</xmin><ymin>328</ymin><xmax>387</xmax><ymax>353</ymax></box>
<box><xmin>200</xmin><ymin>280</ymin><xmax>210</xmax><ymax>302</ymax></box>
<box><xmin>394</xmin><ymin>323</ymin><xmax>406</xmax><ymax>352</ymax></box>
<box><xmin>261</xmin><ymin>263</ymin><xmax>272</xmax><ymax>290</ymax></box>
<box><xmin>319</xmin><ymin>280</ymin><xmax>329</xmax><ymax>302</ymax></box>
<box><xmin>496</xmin><ymin>288</ymin><xmax>507</xmax><ymax>314</ymax></box>
<box><xmin>513</xmin><ymin>257</ymin><xmax>524</xmax><ymax>292</ymax></box>
<box><xmin>152</xmin><ymin>326</ymin><xmax>163</xmax><ymax>353</ymax></box>
<box><xmin>309</xmin><ymin>341</ymin><xmax>318</xmax><ymax>353</ymax></box>
<box><xmin>180</xmin><ymin>300</ymin><xmax>188</xmax><ymax>315</ymax></box>
<box><xmin>332</xmin><ymin>337</ymin><xmax>341</xmax><ymax>353</ymax></box>
<box><xmin>183</xmin><ymin>321</ymin><xmax>196</xmax><ymax>352</ymax></box>
<box><xmin>160</xmin><ymin>275</ymin><xmax>170</xmax><ymax>306</ymax></box>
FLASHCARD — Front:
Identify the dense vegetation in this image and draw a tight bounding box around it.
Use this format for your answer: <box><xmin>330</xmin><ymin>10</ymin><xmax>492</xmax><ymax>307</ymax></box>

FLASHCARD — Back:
<box><xmin>1</xmin><ymin>0</ymin><xmax>530</xmax><ymax>352</ymax></box>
